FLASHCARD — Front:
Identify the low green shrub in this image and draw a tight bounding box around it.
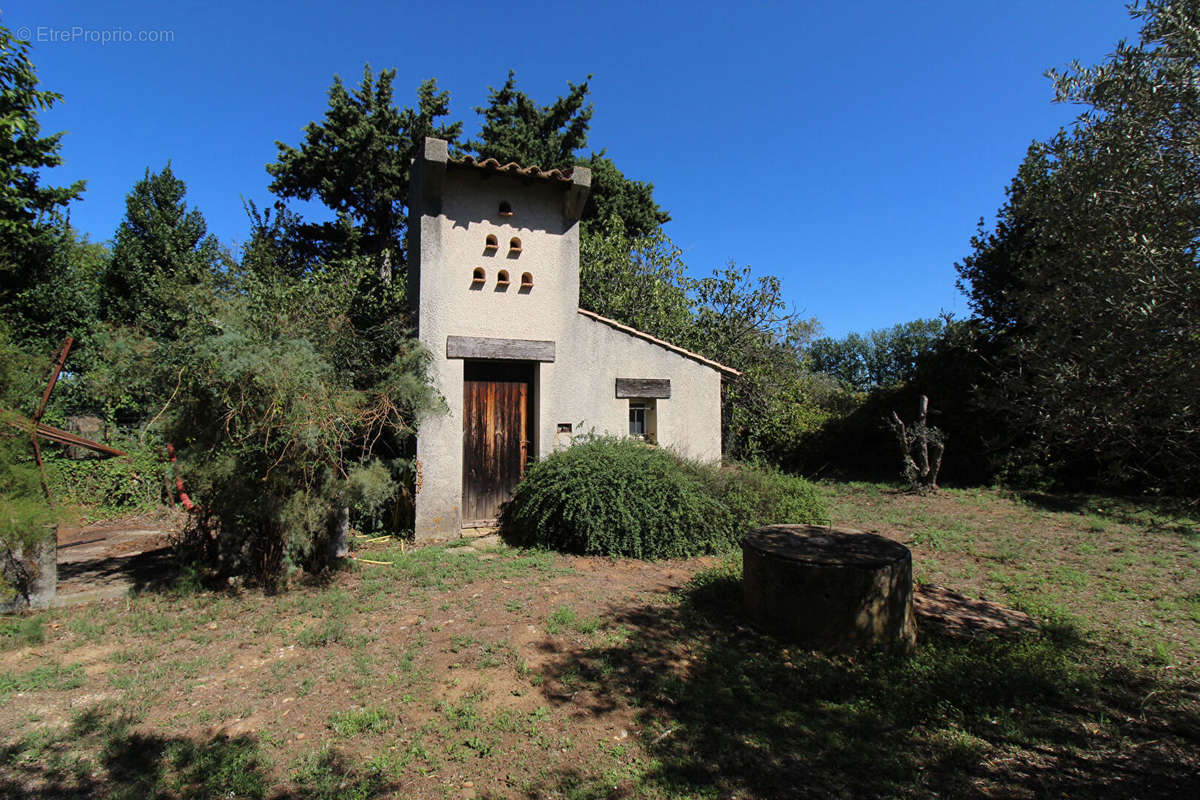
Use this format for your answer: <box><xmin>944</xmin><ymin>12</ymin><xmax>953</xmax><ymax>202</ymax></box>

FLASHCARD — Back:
<box><xmin>501</xmin><ymin>437</ymin><xmax>826</xmax><ymax>559</ymax></box>
<box><xmin>501</xmin><ymin>437</ymin><xmax>724</xmax><ymax>559</ymax></box>
<box><xmin>697</xmin><ymin>462</ymin><xmax>828</xmax><ymax>535</ymax></box>
<box><xmin>44</xmin><ymin>437</ymin><xmax>165</xmax><ymax>515</ymax></box>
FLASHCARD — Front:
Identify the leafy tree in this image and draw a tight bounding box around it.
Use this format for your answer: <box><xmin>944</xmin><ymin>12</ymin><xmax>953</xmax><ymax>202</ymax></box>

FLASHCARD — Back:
<box><xmin>100</xmin><ymin>164</ymin><xmax>225</xmax><ymax>340</ymax></box>
<box><xmin>956</xmin><ymin>0</ymin><xmax>1200</xmax><ymax>492</ymax></box>
<box><xmin>2</xmin><ymin>226</ymin><xmax>104</xmax><ymax>354</ymax></box>
<box><xmin>809</xmin><ymin>318</ymin><xmax>945</xmax><ymax>393</ymax></box>
<box><xmin>239</xmin><ymin>200</ymin><xmax>317</xmax><ymax>284</ymax></box>
<box><xmin>955</xmin><ymin>149</ymin><xmax>1053</xmax><ymax>340</ymax></box>
<box><xmin>267</xmin><ymin>70</ymin><xmax>462</xmax><ymax>281</ymax></box>
<box><xmin>685</xmin><ymin>265</ymin><xmax>831</xmax><ymax>461</ymax></box>
<box><xmin>790</xmin><ymin>319</ymin><xmax>1008</xmax><ymax>487</ymax></box>
<box><xmin>0</xmin><ymin>25</ymin><xmax>86</xmax><ymax>346</ymax></box>
<box><xmin>581</xmin><ymin>155</ymin><xmax>670</xmax><ymax>239</ymax></box>
<box><xmin>0</xmin><ymin>326</ymin><xmax>64</xmax><ymax>602</ymax></box>
<box><xmin>165</xmin><ymin>253</ymin><xmax>440</xmax><ymax>584</ymax></box>
<box><xmin>580</xmin><ymin>225</ymin><xmax>836</xmax><ymax>462</ymax></box>
<box><xmin>468</xmin><ymin>70</ymin><xmax>592</xmax><ymax>171</ymax></box>
<box><xmin>578</xmin><ymin>218</ymin><xmax>695</xmax><ymax>344</ymax></box>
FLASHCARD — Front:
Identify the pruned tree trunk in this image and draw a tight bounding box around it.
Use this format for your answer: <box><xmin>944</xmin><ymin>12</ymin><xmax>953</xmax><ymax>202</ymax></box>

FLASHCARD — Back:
<box><xmin>887</xmin><ymin>395</ymin><xmax>945</xmax><ymax>493</ymax></box>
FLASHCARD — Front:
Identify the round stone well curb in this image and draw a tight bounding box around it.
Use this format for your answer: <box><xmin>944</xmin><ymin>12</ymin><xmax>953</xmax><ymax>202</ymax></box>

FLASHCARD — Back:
<box><xmin>741</xmin><ymin>524</ymin><xmax>915</xmax><ymax>652</ymax></box>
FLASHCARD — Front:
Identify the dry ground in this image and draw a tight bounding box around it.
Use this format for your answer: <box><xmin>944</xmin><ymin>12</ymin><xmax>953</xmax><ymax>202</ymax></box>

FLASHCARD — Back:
<box><xmin>1</xmin><ymin>483</ymin><xmax>1197</xmax><ymax>798</ymax></box>
<box><xmin>55</xmin><ymin>512</ymin><xmax>179</xmax><ymax>604</ymax></box>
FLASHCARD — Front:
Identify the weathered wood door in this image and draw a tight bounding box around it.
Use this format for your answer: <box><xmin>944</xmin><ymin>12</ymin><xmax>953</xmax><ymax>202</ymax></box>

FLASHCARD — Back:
<box><xmin>462</xmin><ymin>362</ymin><xmax>534</xmax><ymax>525</ymax></box>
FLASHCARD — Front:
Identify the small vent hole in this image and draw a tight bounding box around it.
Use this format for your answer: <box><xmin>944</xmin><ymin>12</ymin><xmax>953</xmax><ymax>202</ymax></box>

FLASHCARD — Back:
<box><xmin>471</xmin><ymin>267</ymin><xmax>485</xmax><ymax>285</ymax></box>
<box><xmin>498</xmin><ymin>201</ymin><xmax>513</xmax><ymax>217</ymax></box>
<box><xmin>509</xmin><ymin>237</ymin><xmax>522</xmax><ymax>254</ymax></box>
<box><xmin>520</xmin><ymin>272</ymin><xmax>534</xmax><ymax>290</ymax></box>
<box><xmin>496</xmin><ymin>269</ymin><xmax>510</xmax><ymax>288</ymax></box>
<box><xmin>484</xmin><ymin>234</ymin><xmax>498</xmax><ymax>251</ymax></box>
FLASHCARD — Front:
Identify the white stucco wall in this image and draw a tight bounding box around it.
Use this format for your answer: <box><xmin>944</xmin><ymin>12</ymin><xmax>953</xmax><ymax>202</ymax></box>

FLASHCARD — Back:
<box><xmin>411</xmin><ymin>149</ymin><xmax>727</xmax><ymax>540</ymax></box>
<box><xmin>546</xmin><ymin>314</ymin><xmax>723</xmax><ymax>463</ymax></box>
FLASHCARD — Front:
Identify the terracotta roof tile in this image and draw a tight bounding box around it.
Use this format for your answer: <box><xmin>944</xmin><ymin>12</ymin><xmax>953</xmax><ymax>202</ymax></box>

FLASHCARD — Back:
<box><xmin>449</xmin><ymin>154</ymin><xmax>576</xmax><ymax>183</ymax></box>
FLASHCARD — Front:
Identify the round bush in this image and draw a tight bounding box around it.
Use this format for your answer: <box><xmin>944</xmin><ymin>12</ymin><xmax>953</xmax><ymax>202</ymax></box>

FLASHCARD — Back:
<box><xmin>501</xmin><ymin>437</ymin><xmax>728</xmax><ymax>558</ymax></box>
<box><xmin>501</xmin><ymin>437</ymin><xmax>827</xmax><ymax>559</ymax></box>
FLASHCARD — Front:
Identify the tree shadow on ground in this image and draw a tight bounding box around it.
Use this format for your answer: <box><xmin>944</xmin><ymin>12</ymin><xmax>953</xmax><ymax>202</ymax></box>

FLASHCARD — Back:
<box><xmin>0</xmin><ymin>706</ymin><xmax>269</xmax><ymax>799</ymax></box>
<box><xmin>0</xmin><ymin>706</ymin><xmax>395</xmax><ymax>800</ymax></box>
<box><xmin>57</xmin><ymin>547</ymin><xmax>180</xmax><ymax>596</ymax></box>
<box><xmin>529</xmin><ymin>565</ymin><xmax>1200</xmax><ymax>799</ymax></box>
<box><xmin>1018</xmin><ymin>492</ymin><xmax>1199</xmax><ymax>540</ymax></box>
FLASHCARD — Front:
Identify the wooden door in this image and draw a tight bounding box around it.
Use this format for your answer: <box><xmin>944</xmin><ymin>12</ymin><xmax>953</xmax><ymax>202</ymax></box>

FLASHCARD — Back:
<box><xmin>462</xmin><ymin>362</ymin><xmax>534</xmax><ymax>525</ymax></box>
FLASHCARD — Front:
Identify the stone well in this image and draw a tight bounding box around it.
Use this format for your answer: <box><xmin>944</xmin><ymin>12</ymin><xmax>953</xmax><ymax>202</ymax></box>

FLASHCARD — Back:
<box><xmin>741</xmin><ymin>524</ymin><xmax>915</xmax><ymax>652</ymax></box>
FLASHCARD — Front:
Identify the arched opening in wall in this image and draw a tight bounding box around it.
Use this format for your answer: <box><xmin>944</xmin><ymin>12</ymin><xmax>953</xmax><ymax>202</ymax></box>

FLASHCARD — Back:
<box><xmin>471</xmin><ymin>267</ymin><xmax>486</xmax><ymax>288</ymax></box>
<box><xmin>484</xmin><ymin>234</ymin><xmax>498</xmax><ymax>252</ymax></box>
<box><xmin>495</xmin><ymin>270</ymin><xmax>510</xmax><ymax>290</ymax></box>
<box><xmin>508</xmin><ymin>237</ymin><xmax>522</xmax><ymax>256</ymax></box>
<box><xmin>519</xmin><ymin>272</ymin><xmax>533</xmax><ymax>293</ymax></box>
<box><xmin>498</xmin><ymin>201</ymin><xmax>513</xmax><ymax>217</ymax></box>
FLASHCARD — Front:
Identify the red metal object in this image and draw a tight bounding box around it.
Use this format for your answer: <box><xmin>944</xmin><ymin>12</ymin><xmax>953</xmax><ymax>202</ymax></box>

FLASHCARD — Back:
<box><xmin>35</xmin><ymin>337</ymin><xmax>73</xmax><ymax>425</ymax></box>
<box><xmin>165</xmin><ymin>443</ymin><xmax>195</xmax><ymax>511</ymax></box>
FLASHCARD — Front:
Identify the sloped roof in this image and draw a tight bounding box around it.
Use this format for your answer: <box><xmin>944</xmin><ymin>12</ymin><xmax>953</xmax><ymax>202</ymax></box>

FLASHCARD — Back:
<box><xmin>577</xmin><ymin>308</ymin><xmax>741</xmax><ymax>376</ymax></box>
<box><xmin>450</xmin><ymin>154</ymin><xmax>577</xmax><ymax>183</ymax></box>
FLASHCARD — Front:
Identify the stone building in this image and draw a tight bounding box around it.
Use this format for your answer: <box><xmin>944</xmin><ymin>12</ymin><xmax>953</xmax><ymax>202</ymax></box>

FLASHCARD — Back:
<box><xmin>409</xmin><ymin>138</ymin><xmax>736</xmax><ymax>540</ymax></box>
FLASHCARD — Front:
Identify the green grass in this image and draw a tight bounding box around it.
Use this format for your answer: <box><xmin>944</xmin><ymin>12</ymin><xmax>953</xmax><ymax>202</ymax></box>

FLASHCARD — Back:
<box><xmin>0</xmin><ymin>615</ymin><xmax>45</xmax><ymax>650</ymax></box>
<box><xmin>0</xmin><ymin>662</ymin><xmax>84</xmax><ymax>696</ymax></box>
<box><xmin>297</xmin><ymin>615</ymin><xmax>348</xmax><ymax>647</ymax></box>
<box><xmin>291</xmin><ymin>746</ymin><xmax>393</xmax><ymax>800</ymax></box>
<box><xmin>2</xmin><ymin>483</ymin><xmax>1196</xmax><ymax>798</ymax></box>
<box><xmin>364</xmin><ymin>542</ymin><xmax>562</xmax><ymax>591</ymax></box>
<box><xmin>545</xmin><ymin>605</ymin><xmax>602</xmax><ymax>635</ymax></box>
<box><xmin>518</xmin><ymin>550</ymin><xmax>1197</xmax><ymax>798</ymax></box>
<box><xmin>0</xmin><ymin>705</ymin><xmax>271</xmax><ymax>799</ymax></box>
<box><xmin>327</xmin><ymin>706</ymin><xmax>394</xmax><ymax>736</ymax></box>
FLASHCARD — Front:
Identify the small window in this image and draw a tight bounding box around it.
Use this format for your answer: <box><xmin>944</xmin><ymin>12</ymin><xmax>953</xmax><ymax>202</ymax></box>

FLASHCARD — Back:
<box><xmin>519</xmin><ymin>272</ymin><xmax>533</xmax><ymax>290</ymax></box>
<box><xmin>496</xmin><ymin>269</ymin><xmax>510</xmax><ymax>288</ymax></box>
<box><xmin>629</xmin><ymin>403</ymin><xmax>646</xmax><ymax>437</ymax></box>
<box><xmin>557</xmin><ymin>423</ymin><xmax>573</xmax><ymax>434</ymax></box>
<box><xmin>484</xmin><ymin>234</ymin><xmax>498</xmax><ymax>251</ymax></box>
<box><xmin>498</xmin><ymin>201</ymin><xmax>513</xmax><ymax>217</ymax></box>
<box><xmin>628</xmin><ymin>399</ymin><xmax>657</xmax><ymax>443</ymax></box>
<box><xmin>509</xmin><ymin>236</ymin><xmax>522</xmax><ymax>254</ymax></box>
<box><xmin>471</xmin><ymin>267</ymin><xmax>485</xmax><ymax>285</ymax></box>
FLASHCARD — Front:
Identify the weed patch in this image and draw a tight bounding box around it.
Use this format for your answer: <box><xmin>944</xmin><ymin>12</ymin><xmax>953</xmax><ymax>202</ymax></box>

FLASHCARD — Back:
<box><xmin>327</xmin><ymin>707</ymin><xmax>394</xmax><ymax>736</ymax></box>
<box><xmin>0</xmin><ymin>663</ymin><xmax>84</xmax><ymax>696</ymax></box>
<box><xmin>0</xmin><ymin>615</ymin><xmax>44</xmax><ymax>650</ymax></box>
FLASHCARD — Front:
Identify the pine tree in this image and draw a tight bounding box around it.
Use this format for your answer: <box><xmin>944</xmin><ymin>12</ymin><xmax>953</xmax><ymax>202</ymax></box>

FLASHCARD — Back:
<box><xmin>101</xmin><ymin>164</ymin><xmax>223</xmax><ymax>340</ymax></box>
<box><xmin>0</xmin><ymin>25</ymin><xmax>86</xmax><ymax>345</ymax></box>
<box><xmin>267</xmin><ymin>70</ymin><xmax>462</xmax><ymax>281</ymax></box>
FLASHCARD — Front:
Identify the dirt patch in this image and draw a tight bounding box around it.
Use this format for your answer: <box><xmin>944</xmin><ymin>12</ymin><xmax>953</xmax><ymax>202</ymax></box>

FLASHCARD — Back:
<box><xmin>55</xmin><ymin>511</ymin><xmax>182</xmax><ymax>602</ymax></box>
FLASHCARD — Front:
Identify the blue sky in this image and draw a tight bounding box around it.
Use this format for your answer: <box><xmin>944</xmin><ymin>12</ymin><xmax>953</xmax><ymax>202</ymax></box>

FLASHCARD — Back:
<box><xmin>5</xmin><ymin>1</ymin><xmax>1139</xmax><ymax>338</ymax></box>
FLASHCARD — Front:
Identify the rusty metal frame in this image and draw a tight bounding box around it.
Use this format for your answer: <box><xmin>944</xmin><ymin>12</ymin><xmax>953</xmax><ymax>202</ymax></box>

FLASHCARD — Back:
<box><xmin>0</xmin><ymin>337</ymin><xmax>127</xmax><ymax>502</ymax></box>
